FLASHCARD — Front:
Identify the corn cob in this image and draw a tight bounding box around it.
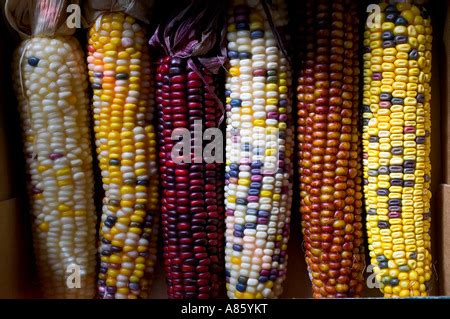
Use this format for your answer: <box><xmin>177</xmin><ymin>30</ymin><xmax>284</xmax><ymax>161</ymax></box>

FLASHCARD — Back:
<box><xmin>12</xmin><ymin>36</ymin><xmax>97</xmax><ymax>298</ymax></box>
<box><xmin>87</xmin><ymin>12</ymin><xmax>159</xmax><ymax>299</ymax></box>
<box><xmin>363</xmin><ymin>2</ymin><xmax>433</xmax><ymax>297</ymax></box>
<box><xmin>154</xmin><ymin>58</ymin><xmax>225</xmax><ymax>299</ymax></box>
<box><xmin>151</xmin><ymin>2</ymin><xmax>226</xmax><ymax>299</ymax></box>
<box><xmin>225</xmin><ymin>0</ymin><xmax>293</xmax><ymax>299</ymax></box>
<box><xmin>296</xmin><ymin>0</ymin><xmax>365</xmax><ymax>298</ymax></box>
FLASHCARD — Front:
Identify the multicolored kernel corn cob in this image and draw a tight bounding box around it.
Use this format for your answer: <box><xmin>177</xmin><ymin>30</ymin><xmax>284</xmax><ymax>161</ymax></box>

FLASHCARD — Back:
<box><xmin>12</xmin><ymin>36</ymin><xmax>97</xmax><ymax>298</ymax></box>
<box><xmin>362</xmin><ymin>2</ymin><xmax>433</xmax><ymax>297</ymax></box>
<box><xmin>225</xmin><ymin>0</ymin><xmax>293</xmax><ymax>299</ymax></box>
<box><xmin>296</xmin><ymin>0</ymin><xmax>365</xmax><ymax>298</ymax></box>
<box><xmin>87</xmin><ymin>12</ymin><xmax>159</xmax><ymax>299</ymax></box>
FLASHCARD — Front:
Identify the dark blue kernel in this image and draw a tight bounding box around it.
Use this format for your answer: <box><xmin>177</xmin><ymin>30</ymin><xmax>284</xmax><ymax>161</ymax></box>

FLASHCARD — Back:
<box><xmin>251</xmin><ymin>168</ymin><xmax>261</xmax><ymax>175</ymax></box>
<box><xmin>258</xmin><ymin>210</ymin><xmax>270</xmax><ymax>217</ymax></box>
<box><xmin>382</xmin><ymin>31</ymin><xmax>394</xmax><ymax>40</ymax></box>
<box><xmin>378</xmin><ymin>166</ymin><xmax>389</xmax><ymax>174</ymax></box>
<box><xmin>251</xmin><ymin>30</ymin><xmax>264</xmax><ymax>39</ymax></box>
<box><xmin>239</xmin><ymin>52</ymin><xmax>252</xmax><ymax>59</ymax></box>
<box><xmin>259</xmin><ymin>276</ymin><xmax>268</xmax><ymax>283</ymax></box>
<box><xmin>236</xmin><ymin>22</ymin><xmax>249</xmax><ymax>30</ymax></box>
<box><xmin>116</xmin><ymin>73</ymin><xmax>129</xmax><ymax>80</ymax></box>
<box><xmin>379</xmin><ymin>262</ymin><xmax>389</xmax><ymax>269</ymax></box>
<box><xmin>388</xmin><ymin>199</ymin><xmax>401</xmax><ymax>206</ymax></box>
<box><xmin>382</xmin><ymin>40</ymin><xmax>395</xmax><ymax>48</ymax></box>
<box><xmin>378</xmin><ymin>221</ymin><xmax>390</xmax><ymax>229</ymax></box>
<box><xmin>251</xmin><ymin>161</ymin><xmax>263</xmax><ymax>168</ymax></box>
<box><xmin>389</xmin><ymin>165</ymin><xmax>403</xmax><ymax>173</ymax></box>
<box><xmin>409</xmin><ymin>49</ymin><xmax>419</xmax><ymax>60</ymax></box>
<box><xmin>395</xmin><ymin>35</ymin><xmax>408</xmax><ymax>44</ymax></box>
<box><xmin>391</xmin><ymin>97</ymin><xmax>404</xmax><ymax>105</ymax></box>
<box><xmin>405</xmin><ymin>159</ymin><xmax>419</xmax><ymax>168</ymax></box>
<box><xmin>250</xmin><ymin>182</ymin><xmax>262</xmax><ymax>188</ymax></box>
<box><xmin>391</xmin><ymin>147</ymin><xmax>403</xmax><ymax>155</ymax></box>
<box><xmin>385</xmin><ymin>5</ymin><xmax>397</xmax><ymax>14</ymax></box>
<box><xmin>28</xmin><ymin>56</ymin><xmax>40</xmax><ymax>67</ymax></box>
<box><xmin>416</xmin><ymin>93</ymin><xmax>425</xmax><ymax>103</ymax></box>
<box><xmin>416</xmin><ymin>136</ymin><xmax>426</xmax><ymax>144</ymax></box>
<box><xmin>390</xmin><ymin>179</ymin><xmax>403</xmax><ymax>186</ymax></box>
<box><xmin>231</xmin><ymin>99</ymin><xmax>242</xmax><ymax>107</ymax></box>
<box><xmin>390</xmin><ymin>278</ymin><xmax>399</xmax><ymax>286</ymax></box>
<box><xmin>403</xmin><ymin>180</ymin><xmax>415</xmax><ymax>187</ymax></box>
<box><xmin>233</xmin><ymin>244</ymin><xmax>243</xmax><ymax>252</ymax></box>
<box><xmin>385</xmin><ymin>13</ymin><xmax>398</xmax><ymax>22</ymax></box>
<box><xmin>228</xmin><ymin>51</ymin><xmax>239</xmax><ymax>59</ymax></box>
<box><xmin>380</xmin><ymin>92</ymin><xmax>393</xmax><ymax>101</ymax></box>
<box><xmin>236</xmin><ymin>283</ymin><xmax>246</xmax><ymax>292</ymax></box>
<box><xmin>233</xmin><ymin>231</ymin><xmax>244</xmax><ymax>238</ymax></box>
<box><xmin>395</xmin><ymin>16</ymin><xmax>408</xmax><ymax>25</ymax></box>
<box><xmin>368</xmin><ymin>170</ymin><xmax>378</xmax><ymax>177</ymax></box>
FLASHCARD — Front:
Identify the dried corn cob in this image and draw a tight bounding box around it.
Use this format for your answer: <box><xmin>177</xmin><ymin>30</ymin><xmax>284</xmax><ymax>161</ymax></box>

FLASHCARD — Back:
<box><xmin>151</xmin><ymin>2</ymin><xmax>225</xmax><ymax>299</ymax></box>
<box><xmin>87</xmin><ymin>11</ymin><xmax>159</xmax><ymax>299</ymax></box>
<box><xmin>296</xmin><ymin>0</ymin><xmax>365</xmax><ymax>298</ymax></box>
<box><xmin>225</xmin><ymin>0</ymin><xmax>293</xmax><ymax>299</ymax></box>
<box><xmin>362</xmin><ymin>2</ymin><xmax>433</xmax><ymax>297</ymax></box>
<box><xmin>10</xmin><ymin>7</ymin><xmax>97</xmax><ymax>299</ymax></box>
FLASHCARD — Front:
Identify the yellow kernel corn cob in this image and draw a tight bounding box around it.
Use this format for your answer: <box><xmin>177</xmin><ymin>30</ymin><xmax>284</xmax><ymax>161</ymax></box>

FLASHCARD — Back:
<box><xmin>12</xmin><ymin>36</ymin><xmax>97</xmax><ymax>298</ymax></box>
<box><xmin>87</xmin><ymin>12</ymin><xmax>159</xmax><ymax>299</ymax></box>
<box><xmin>362</xmin><ymin>2</ymin><xmax>433</xmax><ymax>297</ymax></box>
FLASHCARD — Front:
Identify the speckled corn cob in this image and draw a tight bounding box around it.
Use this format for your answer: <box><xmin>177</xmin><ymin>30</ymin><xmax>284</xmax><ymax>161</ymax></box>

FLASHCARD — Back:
<box><xmin>225</xmin><ymin>0</ymin><xmax>293</xmax><ymax>299</ymax></box>
<box><xmin>362</xmin><ymin>2</ymin><xmax>433</xmax><ymax>297</ymax></box>
<box><xmin>12</xmin><ymin>36</ymin><xmax>97</xmax><ymax>298</ymax></box>
<box><xmin>296</xmin><ymin>0</ymin><xmax>364</xmax><ymax>298</ymax></box>
<box><xmin>87</xmin><ymin>12</ymin><xmax>159</xmax><ymax>299</ymax></box>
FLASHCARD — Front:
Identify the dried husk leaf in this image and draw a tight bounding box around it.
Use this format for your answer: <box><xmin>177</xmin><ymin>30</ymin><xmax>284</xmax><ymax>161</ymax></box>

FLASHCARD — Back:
<box><xmin>4</xmin><ymin>0</ymin><xmax>77</xmax><ymax>39</ymax></box>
